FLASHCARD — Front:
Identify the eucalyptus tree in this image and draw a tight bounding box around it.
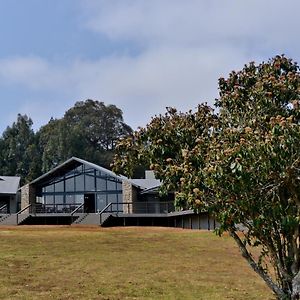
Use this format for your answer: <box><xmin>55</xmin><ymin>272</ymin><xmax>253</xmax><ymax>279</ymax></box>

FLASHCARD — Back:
<box><xmin>0</xmin><ymin>114</ymin><xmax>41</xmax><ymax>183</ymax></box>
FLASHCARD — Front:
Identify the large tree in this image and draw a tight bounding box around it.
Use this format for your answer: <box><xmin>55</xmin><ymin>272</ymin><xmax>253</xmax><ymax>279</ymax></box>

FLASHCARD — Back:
<box><xmin>113</xmin><ymin>55</ymin><xmax>300</xmax><ymax>299</ymax></box>
<box><xmin>38</xmin><ymin>99</ymin><xmax>132</xmax><ymax>171</ymax></box>
<box><xmin>0</xmin><ymin>114</ymin><xmax>42</xmax><ymax>183</ymax></box>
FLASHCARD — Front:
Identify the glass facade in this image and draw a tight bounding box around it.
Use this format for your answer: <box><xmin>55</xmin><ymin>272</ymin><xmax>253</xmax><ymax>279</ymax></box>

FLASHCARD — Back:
<box><xmin>35</xmin><ymin>163</ymin><xmax>123</xmax><ymax>213</ymax></box>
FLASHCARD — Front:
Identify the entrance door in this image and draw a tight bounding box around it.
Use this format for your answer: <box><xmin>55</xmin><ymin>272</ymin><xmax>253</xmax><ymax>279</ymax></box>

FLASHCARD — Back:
<box><xmin>84</xmin><ymin>194</ymin><xmax>95</xmax><ymax>213</ymax></box>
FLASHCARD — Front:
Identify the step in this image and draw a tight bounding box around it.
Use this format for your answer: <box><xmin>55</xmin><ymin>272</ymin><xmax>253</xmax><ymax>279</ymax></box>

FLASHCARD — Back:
<box><xmin>0</xmin><ymin>214</ymin><xmax>17</xmax><ymax>225</ymax></box>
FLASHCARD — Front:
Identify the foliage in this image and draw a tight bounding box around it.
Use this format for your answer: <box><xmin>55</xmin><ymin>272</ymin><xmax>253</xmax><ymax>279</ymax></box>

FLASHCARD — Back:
<box><xmin>113</xmin><ymin>55</ymin><xmax>300</xmax><ymax>299</ymax></box>
<box><xmin>0</xmin><ymin>114</ymin><xmax>42</xmax><ymax>184</ymax></box>
<box><xmin>38</xmin><ymin>99</ymin><xmax>132</xmax><ymax>171</ymax></box>
<box><xmin>0</xmin><ymin>99</ymin><xmax>132</xmax><ymax>183</ymax></box>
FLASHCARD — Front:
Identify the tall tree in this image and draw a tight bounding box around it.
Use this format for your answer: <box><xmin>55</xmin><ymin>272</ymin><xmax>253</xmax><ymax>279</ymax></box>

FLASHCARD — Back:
<box><xmin>38</xmin><ymin>99</ymin><xmax>132</xmax><ymax>171</ymax></box>
<box><xmin>113</xmin><ymin>55</ymin><xmax>300</xmax><ymax>299</ymax></box>
<box><xmin>0</xmin><ymin>114</ymin><xmax>42</xmax><ymax>183</ymax></box>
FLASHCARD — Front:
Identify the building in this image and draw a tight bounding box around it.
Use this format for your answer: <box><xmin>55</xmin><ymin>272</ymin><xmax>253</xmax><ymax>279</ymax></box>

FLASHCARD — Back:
<box><xmin>0</xmin><ymin>157</ymin><xmax>217</xmax><ymax>229</ymax></box>
<box><xmin>0</xmin><ymin>176</ymin><xmax>20</xmax><ymax>214</ymax></box>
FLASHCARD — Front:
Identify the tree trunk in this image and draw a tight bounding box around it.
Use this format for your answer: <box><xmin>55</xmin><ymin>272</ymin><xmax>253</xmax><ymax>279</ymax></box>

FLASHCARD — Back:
<box><xmin>292</xmin><ymin>271</ymin><xmax>300</xmax><ymax>300</ymax></box>
<box><xmin>229</xmin><ymin>230</ymin><xmax>287</xmax><ymax>299</ymax></box>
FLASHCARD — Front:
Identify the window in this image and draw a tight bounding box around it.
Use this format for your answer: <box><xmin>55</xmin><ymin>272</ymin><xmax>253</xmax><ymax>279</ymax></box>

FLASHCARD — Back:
<box><xmin>55</xmin><ymin>180</ymin><xmax>64</xmax><ymax>192</ymax></box>
<box><xmin>55</xmin><ymin>195</ymin><xmax>64</xmax><ymax>205</ymax></box>
<box><xmin>75</xmin><ymin>175</ymin><xmax>84</xmax><ymax>191</ymax></box>
<box><xmin>96</xmin><ymin>177</ymin><xmax>107</xmax><ymax>191</ymax></box>
<box><xmin>65</xmin><ymin>194</ymin><xmax>75</xmax><ymax>204</ymax></box>
<box><xmin>96</xmin><ymin>194</ymin><xmax>107</xmax><ymax>212</ymax></box>
<box><xmin>65</xmin><ymin>177</ymin><xmax>75</xmax><ymax>192</ymax></box>
<box><xmin>107</xmin><ymin>179</ymin><xmax>116</xmax><ymax>190</ymax></box>
<box><xmin>75</xmin><ymin>194</ymin><xmax>84</xmax><ymax>204</ymax></box>
<box><xmin>45</xmin><ymin>184</ymin><xmax>54</xmax><ymax>193</ymax></box>
<box><xmin>44</xmin><ymin>195</ymin><xmax>54</xmax><ymax>204</ymax></box>
<box><xmin>85</xmin><ymin>174</ymin><xmax>95</xmax><ymax>191</ymax></box>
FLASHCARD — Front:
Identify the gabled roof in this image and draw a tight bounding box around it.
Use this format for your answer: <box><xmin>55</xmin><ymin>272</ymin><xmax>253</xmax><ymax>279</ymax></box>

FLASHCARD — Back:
<box><xmin>129</xmin><ymin>178</ymin><xmax>161</xmax><ymax>190</ymax></box>
<box><xmin>0</xmin><ymin>176</ymin><xmax>20</xmax><ymax>194</ymax></box>
<box><xmin>30</xmin><ymin>157</ymin><xmax>124</xmax><ymax>186</ymax></box>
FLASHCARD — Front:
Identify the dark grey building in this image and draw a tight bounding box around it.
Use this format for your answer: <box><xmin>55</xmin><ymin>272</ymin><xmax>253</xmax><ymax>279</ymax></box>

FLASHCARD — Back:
<box><xmin>0</xmin><ymin>157</ymin><xmax>218</xmax><ymax>229</ymax></box>
<box><xmin>21</xmin><ymin>157</ymin><xmax>124</xmax><ymax>213</ymax></box>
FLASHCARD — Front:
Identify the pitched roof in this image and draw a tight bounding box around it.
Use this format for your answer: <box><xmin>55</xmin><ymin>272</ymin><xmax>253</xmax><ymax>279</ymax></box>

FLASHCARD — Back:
<box><xmin>29</xmin><ymin>156</ymin><xmax>162</xmax><ymax>192</ymax></box>
<box><xmin>129</xmin><ymin>178</ymin><xmax>161</xmax><ymax>190</ymax></box>
<box><xmin>30</xmin><ymin>157</ymin><xmax>124</xmax><ymax>185</ymax></box>
<box><xmin>0</xmin><ymin>176</ymin><xmax>20</xmax><ymax>194</ymax></box>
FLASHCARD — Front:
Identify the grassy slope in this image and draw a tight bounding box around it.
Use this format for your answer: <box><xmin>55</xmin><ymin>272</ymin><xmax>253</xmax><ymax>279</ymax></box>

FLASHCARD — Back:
<box><xmin>0</xmin><ymin>226</ymin><xmax>273</xmax><ymax>300</ymax></box>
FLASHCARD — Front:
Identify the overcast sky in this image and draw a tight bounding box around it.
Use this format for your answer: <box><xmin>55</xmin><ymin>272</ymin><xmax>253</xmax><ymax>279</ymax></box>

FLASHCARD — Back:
<box><xmin>0</xmin><ymin>0</ymin><xmax>300</xmax><ymax>133</ymax></box>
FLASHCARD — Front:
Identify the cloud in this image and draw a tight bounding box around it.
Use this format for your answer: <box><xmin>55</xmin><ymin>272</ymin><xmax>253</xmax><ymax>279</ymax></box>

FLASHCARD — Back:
<box><xmin>1</xmin><ymin>0</ymin><xmax>300</xmax><ymax>131</ymax></box>
<box><xmin>82</xmin><ymin>0</ymin><xmax>300</xmax><ymax>52</ymax></box>
<box><xmin>0</xmin><ymin>45</ymin><xmax>252</xmax><ymax>130</ymax></box>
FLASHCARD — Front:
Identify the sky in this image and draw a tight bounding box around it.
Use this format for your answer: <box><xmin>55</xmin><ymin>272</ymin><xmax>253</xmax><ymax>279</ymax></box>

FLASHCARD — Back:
<box><xmin>0</xmin><ymin>0</ymin><xmax>300</xmax><ymax>133</ymax></box>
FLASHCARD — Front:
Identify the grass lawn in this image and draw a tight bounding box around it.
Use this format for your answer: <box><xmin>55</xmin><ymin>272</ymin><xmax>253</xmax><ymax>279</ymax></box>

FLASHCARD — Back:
<box><xmin>0</xmin><ymin>226</ymin><xmax>274</xmax><ymax>300</ymax></box>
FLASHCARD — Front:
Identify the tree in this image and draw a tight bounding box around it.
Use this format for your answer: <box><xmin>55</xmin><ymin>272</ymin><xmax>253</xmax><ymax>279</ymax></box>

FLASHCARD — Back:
<box><xmin>0</xmin><ymin>114</ymin><xmax>42</xmax><ymax>183</ymax></box>
<box><xmin>113</xmin><ymin>55</ymin><xmax>300</xmax><ymax>299</ymax></box>
<box><xmin>38</xmin><ymin>99</ymin><xmax>133</xmax><ymax>171</ymax></box>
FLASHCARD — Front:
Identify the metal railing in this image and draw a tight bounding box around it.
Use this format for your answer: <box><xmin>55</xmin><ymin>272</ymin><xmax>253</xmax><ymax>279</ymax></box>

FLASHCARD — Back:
<box><xmin>99</xmin><ymin>202</ymin><xmax>113</xmax><ymax>224</ymax></box>
<box><xmin>16</xmin><ymin>204</ymin><xmax>32</xmax><ymax>225</ymax></box>
<box><xmin>0</xmin><ymin>204</ymin><xmax>8</xmax><ymax>214</ymax></box>
<box><xmin>31</xmin><ymin>203</ymin><xmax>85</xmax><ymax>214</ymax></box>
<box><xmin>121</xmin><ymin>201</ymin><xmax>175</xmax><ymax>214</ymax></box>
<box><xmin>99</xmin><ymin>201</ymin><xmax>175</xmax><ymax>225</ymax></box>
<box><xmin>71</xmin><ymin>203</ymin><xmax>84</xmax><ymax>216</ymax></box>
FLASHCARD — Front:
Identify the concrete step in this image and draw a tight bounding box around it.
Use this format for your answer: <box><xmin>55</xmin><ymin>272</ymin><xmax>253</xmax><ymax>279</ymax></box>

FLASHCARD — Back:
<box><xmin>72</xmin><ymin>213</ymin><xmax>89</xmax><ymax>224</ymax></box>
<box><xmin>17</xmin><ymin>214</ymin><xmax>31</xmax><ymax>225</ymax></box>
<box><xmin>72</xmin><ymin>213</ymin><xmax>113</xmax><ymax>225</ymax></box>
<box><xmin>0</xmin><ymin>214</ymin><xmax>17</xmax><ymax>225</ymax></box>
<box><xmin>0</xmin><ymin>213</ymin><xmax>32</xmax><ymax>225</ymax></box>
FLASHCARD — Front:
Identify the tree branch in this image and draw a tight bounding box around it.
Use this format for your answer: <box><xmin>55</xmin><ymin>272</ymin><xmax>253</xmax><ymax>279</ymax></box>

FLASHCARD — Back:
<box><xmin>230</xmin><ymin>230</ymin><xmax>286</xmax><ymax>299</ymax></box>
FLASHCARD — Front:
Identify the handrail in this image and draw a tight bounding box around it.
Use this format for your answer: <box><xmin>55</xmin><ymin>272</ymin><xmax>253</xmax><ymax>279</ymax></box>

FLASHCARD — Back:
<box><xmin>0</xmin><ymin>204</ymin><xmax>8</xmax><ymax>214</ymax></box>
<box><xmin>71</xmin><ymin>203</ymin><xmax>84</xmax><ymax>216</ymax></box>
<box><xmin>16</xmin><ymin>204</ymin><xmax>32</xmax><ymax>225</ymax></box>
<box><xmin>17</xmin><ymin>204</ymin><xmax>32</xmax><ymax>215</ymax></box>
<box><xmin>99</xmin><ymin>202</ymin><xmax>113</xmax><ymax>225</ymax></box>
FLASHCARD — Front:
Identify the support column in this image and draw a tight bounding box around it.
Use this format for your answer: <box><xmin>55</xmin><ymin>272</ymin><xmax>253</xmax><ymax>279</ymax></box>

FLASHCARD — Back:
<box><xmin>20</xmin><ymin>184</ymin><xmax>36</xmax><ymax>212</ymax></box>
<box><xmin>122</xmin><ymin>181</ymin><xmax>138</xmax><ymax>213</ymax></box>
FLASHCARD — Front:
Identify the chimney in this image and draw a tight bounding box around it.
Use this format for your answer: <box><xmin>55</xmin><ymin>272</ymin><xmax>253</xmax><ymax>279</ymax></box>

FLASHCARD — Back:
<box><xmin>145</xmin><ymin>170</ymin><xmax>155</xmax><ymax>180</ymax></box>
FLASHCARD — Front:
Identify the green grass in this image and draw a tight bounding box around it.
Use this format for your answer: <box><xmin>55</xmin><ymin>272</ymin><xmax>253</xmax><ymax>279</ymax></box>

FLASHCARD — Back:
<box><xmin>0</xmin><ymin>226</ymin><xmax>274</xmax><ymax>300</ymax></box>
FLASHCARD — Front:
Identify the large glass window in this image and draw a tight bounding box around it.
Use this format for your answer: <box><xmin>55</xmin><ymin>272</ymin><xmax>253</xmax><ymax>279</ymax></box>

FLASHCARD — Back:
<box><xmin>107</xmin><ymin>179</ymin><xmax>116</xmax><ymax>190</ymax></box>
<box><xmin>96</xmin><ymin>177</ymin><xmax>106</xmax><ymax>191</ymax></box>
<box><xmin>96</xmin><ymin>194</ymin><xmax>107</xmax><ymax>212</ymax></box>
<box><xmin>44</xmin><ymin>195</ymin><xmax>54</xmax><ymax>204</ymax></box>
<box><xmin>107</xmin><ymin>193</ymin><xmax>118</xmax><ymax>203</ymax></box>
<box><xmin>55</xmin><ymin>195</ymin><xmax>64</xmax><ymax>205</ymax></box>
<box><xmin>65</xmin><ymin>194</ymin><xmax>75</xmax><ymax>204</ymax></box>
<box><xmin>75</xmin><ymin>194</ymin><xmax>84</xmax><ymax>204</ymax></box>
<box><xmin>45</xmin><ymin>184</ymin><xmax>54</xmax><ymax>193</ymax></box>
<box><xmin>65</xmin><ymin>177</ymin><xmax>75</xmax><ymax>192</ymax></box>
<box><xmin>37</xmin><ymin>163</ymin><xmax>123</xmax><ymax>210</ymax></box>
<box><xmin>117</xmin><ymin>182</ymin><xmax>122</xmax><ymax>190</ymax></box>
<box><xmin>75</xmin><ymin>175</ymin><xmax>84</xmax><ymax>191</ymax></box>
<box><xmin>85</xmin><ymin>174</ymin><xmax>95</xmax><ymax>191</ymax></box>
<box><xmin>55</xmin><ymin>180</ymin><xmax>64</xmax><ymax>192</ymax></box>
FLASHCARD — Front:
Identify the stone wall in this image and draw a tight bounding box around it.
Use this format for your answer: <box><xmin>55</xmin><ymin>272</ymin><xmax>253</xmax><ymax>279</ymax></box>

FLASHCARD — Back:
<box><xmin>20</xmin><ymin>184</ymin><xmax>36</xmax><ymax>212</ymax></box>
<box><xmin>122</xmin><ymin>181</ymin><xmax>138</xmax><ymax>213</ymax></box>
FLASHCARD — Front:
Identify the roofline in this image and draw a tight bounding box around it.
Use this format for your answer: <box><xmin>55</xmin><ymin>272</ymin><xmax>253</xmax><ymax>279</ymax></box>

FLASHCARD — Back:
<box><xmin>29</xmin><ymin>157</ymin><xmax>125</xmax><ymax>185</ymax></box>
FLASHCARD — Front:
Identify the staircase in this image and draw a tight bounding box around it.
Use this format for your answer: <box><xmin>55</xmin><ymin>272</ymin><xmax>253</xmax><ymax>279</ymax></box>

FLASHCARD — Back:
<box><xmin>17</xmin><ymin>213</ymin><xmax>31</xmax><ymax>225</ymax></box>
<box><xmin>72</xmin><ymin>213</ymin><xmax>89</xmax><ymax>224</ymax></box>
<box><xmin>71</xmin><ymin>213</ymin><xmax>113</xmax><ymax>225</ymax></box>
<box><xmin>0</xmin><ymin>214</ymin><xmax>17</xmax><ymax>225</ymax></box>
<box><xmin>0</xmin><ymin>214</ymin><xmax>13</xmax><ymax>225</ymax></box>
